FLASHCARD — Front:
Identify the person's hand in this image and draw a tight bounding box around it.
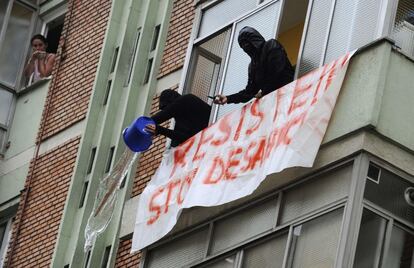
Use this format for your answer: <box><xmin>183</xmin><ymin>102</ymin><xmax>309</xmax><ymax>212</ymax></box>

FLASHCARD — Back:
<box><xmin>144</xmin><ymin>124</ymin><xmax>156</xmax><ymax>135</ymax></box>
<box><xmin>32</xmin><ymin>51</ymin><xmax>46</xmax><ymax>60</ymax></box>
<box><xmin>254</xmin><ymin>90</ymin><xmax>263</xmax><ymax>99</ymax></box>
<box><xmin>213</xmin><ymin>94</ymin><xmax>227</xmax><ymax>105</ymax></box>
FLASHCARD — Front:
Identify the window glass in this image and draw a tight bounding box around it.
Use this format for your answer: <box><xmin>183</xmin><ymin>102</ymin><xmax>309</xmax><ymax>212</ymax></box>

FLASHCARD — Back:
<box><xmin>146</xmin><ymin>227</ymin><xmax>209</xmax><ymax>268</ymax></box>
<box><xmin>198</xmin><ymin>0</ymin><xmax>257</xmax><ymax>39</ymax></box>
<box><xmin>188</xmin><ymin>28</ymin><xmax>230</xmax><ymax>103</ymax></box>
<box><xmin>354</xmin><ymin>209</ymin><xmax>387</xmax><ymax>268</ymax></box>
<box><xmin>0</xmin><ymin>2</ymin><xmax>33</xmax><ymax>87</ymax></box>
<box><xmin>202</xmin><ymin>255</ymin><xmax>237</xmax><ymax>268</ymax></box>
<box><xmin>0</xmin><ymin>88</ymin><xmax>13</xmax><ymax>125</ymax></box>
<box><xmin>280</xmin><ymin>164</ymin><xmax>351</xmax><ymax>224</ymax></box>
<box><xmin>242</xmin><ymin>233</ymin><xmax>287</xmax><ymax>268</ymax></box>
<box><xmin>0</xmin><ymin>222</ymin><xmax>6</xmax><ymax>247</ymax></box>
<box><xmin>210</xmin><ymin>197</ymin><xmax>277</xmax><ymax>254</ymax></box>
<box><xmin>298</xmin><ymin>0</ymin><xmax>333</xmax><ymax>76</ymax></box>
<box><xmin>383</xmin><ymin>225</ymin><xmax>414</xmax><ymax>268</ymax></box>
<box><xmin>216</xmin><ymin>0</ymin><xmax>281</xmax><ymax>119</ymax></box>
<box><xmin>364</xmin><ymin>168</ymin><xmax>414</xmax><ymax>223</ymax></box>
<box><xmin>290</xmin><ymin>209</ymin><xmax>343</xmax><ymax>268</ymax></box>
<box><xmin>125</xmin><ymin>28</ymin><xmax>141</xmax><ymax>86</ymax></box>
<box><xmin>0</xmin><ymin>1</ymin><xmax>9</xmax><ymax>29</ymax></box>
<box><xmin>391</xmin><ymin>0</ymin><xmax>414</xmax><ymax>58</ymax></box>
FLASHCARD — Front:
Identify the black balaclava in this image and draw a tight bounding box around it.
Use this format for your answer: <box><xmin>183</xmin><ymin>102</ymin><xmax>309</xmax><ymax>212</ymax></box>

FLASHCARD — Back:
<box><xmin>238</xmin><ymin>26</ymin><xmax>265</xmax><ymax>58</ymax></box>
<box><xmin>159</xmin><ymin>89</ymin><xmax>181</xmax><ymax>110</ymax></box>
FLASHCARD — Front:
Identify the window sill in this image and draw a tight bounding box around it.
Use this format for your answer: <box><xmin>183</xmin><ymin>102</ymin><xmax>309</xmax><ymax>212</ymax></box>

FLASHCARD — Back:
<box><xmin>17</xmin><ymin>77</ymin><xmax>51</xmax><ymax>96</ymax></box>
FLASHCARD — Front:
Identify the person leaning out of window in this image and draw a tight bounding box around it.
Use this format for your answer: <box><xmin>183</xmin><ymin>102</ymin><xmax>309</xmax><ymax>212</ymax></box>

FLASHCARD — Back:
<box><xmin>24</xmin><ymin>34</ymin><xmax>56</xmax><ymax>83</ymax></box>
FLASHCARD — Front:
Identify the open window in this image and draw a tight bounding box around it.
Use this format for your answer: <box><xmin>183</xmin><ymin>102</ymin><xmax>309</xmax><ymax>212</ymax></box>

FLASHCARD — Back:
<box><xmin>183</xmin><ymin>0</ymin><xmax>313</xmax><ymax>122</ymax></box>
<box><xmin>185</xmin><ymin>28</ymin><xmax>231</xmax><ymax>104</ymax></box>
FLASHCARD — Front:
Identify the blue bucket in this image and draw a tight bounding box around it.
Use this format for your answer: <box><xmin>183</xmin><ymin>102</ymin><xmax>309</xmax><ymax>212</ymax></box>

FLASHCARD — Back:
<box><xmin>122</xmin><ymin>116</ymin><xmax>155</xmax><ymax>152</ymax></box>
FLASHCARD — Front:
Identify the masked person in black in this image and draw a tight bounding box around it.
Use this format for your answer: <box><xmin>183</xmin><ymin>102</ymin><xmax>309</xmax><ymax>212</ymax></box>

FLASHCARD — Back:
<box><xmin>145</xmin><ymin>89</ymin><xmax>211</xmax><ymax>147</ymax></box>
<box><xmin>214</xmin><ymin>26</ymin><xmax>294</xmax><ymax>104</ymax></box>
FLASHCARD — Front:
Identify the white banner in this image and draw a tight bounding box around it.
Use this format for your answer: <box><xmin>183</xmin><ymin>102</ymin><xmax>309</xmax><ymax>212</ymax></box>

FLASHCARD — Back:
<box><xmin>132</xmin><ymin>52</ymin><xmax>354</xmax><ymax>251</ymax></box>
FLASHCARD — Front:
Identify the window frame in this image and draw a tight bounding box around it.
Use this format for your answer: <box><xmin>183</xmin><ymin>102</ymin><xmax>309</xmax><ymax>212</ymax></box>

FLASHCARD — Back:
<box><xmin>0</xmin><ymin>0</ymin><xmax>38</xmax><ymax>91</ymax></box>
<box><xmin>179</xmin><ymin>0</ymin><xmax>282</xmax><ymax>123</ymax></box>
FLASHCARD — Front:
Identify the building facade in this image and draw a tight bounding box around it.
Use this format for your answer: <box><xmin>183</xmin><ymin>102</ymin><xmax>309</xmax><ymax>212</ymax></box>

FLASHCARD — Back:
<box><xmin>0</xmin><ymin>0</ymin><xmax>413</xmax><ymax>267</ymax></box>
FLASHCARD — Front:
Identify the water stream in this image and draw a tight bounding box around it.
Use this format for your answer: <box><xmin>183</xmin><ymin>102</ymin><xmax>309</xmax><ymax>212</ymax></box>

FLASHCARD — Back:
<box><xmin>84</xmin><ymin>149</ymin><xmax>138</xmax><ymax>252</ymax></box>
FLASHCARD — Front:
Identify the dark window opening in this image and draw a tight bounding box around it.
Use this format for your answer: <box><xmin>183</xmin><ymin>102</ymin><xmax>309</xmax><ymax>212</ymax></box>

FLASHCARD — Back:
<box><xmin>125</xmin><ymin>28</ymin><xmax>141</xmax><ymax>86</ymax></box>
<box><xmin>110</xmin><ymin>47</ymin><xmax>119</xmax><ymax>73</ymax></box>
<box><xmin>46</xmin><ymin>16</ymin><xmax>64</xmax><ymax>54</ymax></box>
<box><xmin>105</xmin><ymin>146</ymin><xmax>115</xmax><ymax>173</ymax></box>
<box><xmin>277</xmin><ymin>0</ymin><xmax>309</xmax><ymax>73</ymax></box>
<box><xmin>84</xmin><ymin>250</ymin><xmax>91</xmax><ymax>268</ymax></box>
<box><xmin>143</xmin><ymin>58</ymin><xmax>153</xmax><ymax>84</ymax></box>
<box><xmin>87</xmin><ymin>147</ymin><xmax>97</xmax><ymax>174</ymax></box>
<box><xmin>120</xmin><ymin>174</ymin><xmax>127</xmax><ymax>189</ymax></box>
<box><xmin>103</xmin><ymin>80</ymin><xmax>112</xmax><ymax>105</ymax></box>
<box><xmin>367</xmin><ymin>163</ymin><xmax>381</xmax><ymax>183</ymax></box>
<box><xmin>151</xmin><ymin>24</ymin><xmax>161</xmax><ymax>51</ymax></box>
<box><xmin>79</xmin><ymin>181</ymin><xmax>89</xmax><ymax>208</ymax></box>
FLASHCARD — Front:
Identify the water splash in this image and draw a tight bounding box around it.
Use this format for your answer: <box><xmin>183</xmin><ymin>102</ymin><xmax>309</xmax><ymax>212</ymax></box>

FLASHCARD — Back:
<box><xmin>84</xmin><ymin>149</ymin><xmax>137</xmax><ymax>252</ymax></box>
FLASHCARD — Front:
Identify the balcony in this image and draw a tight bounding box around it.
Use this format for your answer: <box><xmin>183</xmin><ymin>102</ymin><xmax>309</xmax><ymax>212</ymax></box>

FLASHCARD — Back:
<box><xmin>120</xmin><ymin>38</ymin><xmax>414</xmax><ymax>240</ymax></box>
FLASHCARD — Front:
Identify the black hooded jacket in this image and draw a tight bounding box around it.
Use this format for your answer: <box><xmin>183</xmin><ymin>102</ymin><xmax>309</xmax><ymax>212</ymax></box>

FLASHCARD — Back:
<box><xmin>226</xmin><ymin>27</ymin><xmax>294</xmax><ymax>104</ymax></box>
<box><xmin>151</xmin><ymin>90</ymin><xmax>211</xmax><ymax>147</ymax></box>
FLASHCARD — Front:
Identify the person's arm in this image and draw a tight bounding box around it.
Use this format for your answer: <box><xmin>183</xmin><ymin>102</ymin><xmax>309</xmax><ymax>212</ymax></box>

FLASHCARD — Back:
<box><xmin>225</xmin><ymin>64</ymin><xmax>258</xmax><ymax>104</ymax></box>
<box><xmin>24</xmin><ymin>53</ymin><xmax>36</xmax><ymax>77</ymax></box>
<box><xmin>38</xmin><ymin>53</ymin><xmax>56</xmax><ymax>77</ymax></box>
<box><xmin>155</xmin><ymin>125</ymin><xmax>188</xmax><ymax>145</ymax></box>
<box><xmin>151</xmin><ymin>98</ymin><xmax>181</xmax><ymax>124</ymax></box>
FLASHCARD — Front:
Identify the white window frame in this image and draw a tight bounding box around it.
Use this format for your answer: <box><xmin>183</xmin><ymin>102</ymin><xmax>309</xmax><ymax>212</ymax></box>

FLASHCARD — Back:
<box><xmin>179</xmin><ymin>0</ymin><xmax>282</xmax><ymax>123</ymax></box>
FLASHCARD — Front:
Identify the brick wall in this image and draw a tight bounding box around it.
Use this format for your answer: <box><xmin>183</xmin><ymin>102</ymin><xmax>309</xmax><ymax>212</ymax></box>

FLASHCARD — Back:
<box><xmin>157</xmin><ymin>0</ymin><xmax>195</xmax><ymax>78</ymax></box>
<box><xmin>39</xmin><ymin>0</ymin><xmax>111</xmax><ymax>141</ymax></box>
<box><xmin>4</xmin><ymin>137</ymin><xmax>80</xmax><ymax>267</ymax></box>
<box><xmin>114</xmin><ymin>239</ymin><xmax>141</xmax><ymax>267</ymax></box>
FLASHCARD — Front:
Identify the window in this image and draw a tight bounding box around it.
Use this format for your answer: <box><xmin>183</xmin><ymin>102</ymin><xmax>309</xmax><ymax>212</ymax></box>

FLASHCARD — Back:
<box><xmin>0</xmin><ymin>217</ymin><xmax>13</xmax><ymax>267</ymax></box>
<box><xmin>185</xmin><ymin>28</ymin><xmax>231</xmax><ymax>104</ymax></box>
<box><xmin>110</xmin><ymin>47</ymin><xmax>119</xmax><ymax>74</ymax></box>
<box><xmin>364</xmin><ymin>167</ymin><xmax>414</xmax><ymax>223</ymax></box>
<box><xmin>79</xmin><ymin>181</ymin><xmax>89</xmax><ymax>208</ymax></box>
<box><xmin>0</xmin><ymin>1</ymin><xmax>65</xmax><ymax>154</ymax></box>
<box><xmin>44</xmin><ymin>15</ymin><xmax>64</xmax><ymax>54</ymax></box>
<box><xmin>125</xmin><ymin>28</ymin><xmax>141</xmax><ymax>86</ymax></box>
<box><xmin>105</xmin><ymin>146</ymin><xmax>115</xmax><ymax>173</ymax></box>
<box><xmin>391</xmin><ymin>0</ymin><xmax>414</xmax><ymax>58</ymax></box>
<box><xmin>101</xmin><ymin>245</ymin><xmax>111</xmax><ymax>268</ymax></box>
<box><xmin>186</xmin><ymin>0</ymin><xmax>313</xmax><ymax>120</ymax></box>
<box><xmin>103</xmin><ymin>80</ymin><xmax>112</xmax><ymax>105</ymax></box>
<box><xmin>354</xmin><ymin>165</ymin><xmax>414</xmax><ymax>267</ymax></box>
<box><xmin>87</xmin><ymin>147</ymin><xmax>97</xmax><ymax>174</ymax></box>
<box><xmin>145</xmin><ymin>164</ymin><xmax>351</xmax><ymax>268</ymax></box>
<box><xmin>0</xmin><ymin>0</ymin><xmax>35</xmax><ymax>89</ymax></box>
<box><xmin>143</xmin><ymin>58</ymin><xmax>153</xmax><ymax>84</ymax></box>
<box><xmin>151</xmin><ymin>25</ymin><xmax>161</xmax><ymax>51</ymax></box>
<box><xmin>289</xmin><ymin>209</ymin><xmax>343</xmax><ymax>268</ymax></box>
<box><xmin>0</xmin><ymin>88</ymin><xmax>14</xmax><ymax>155</ymax></box>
